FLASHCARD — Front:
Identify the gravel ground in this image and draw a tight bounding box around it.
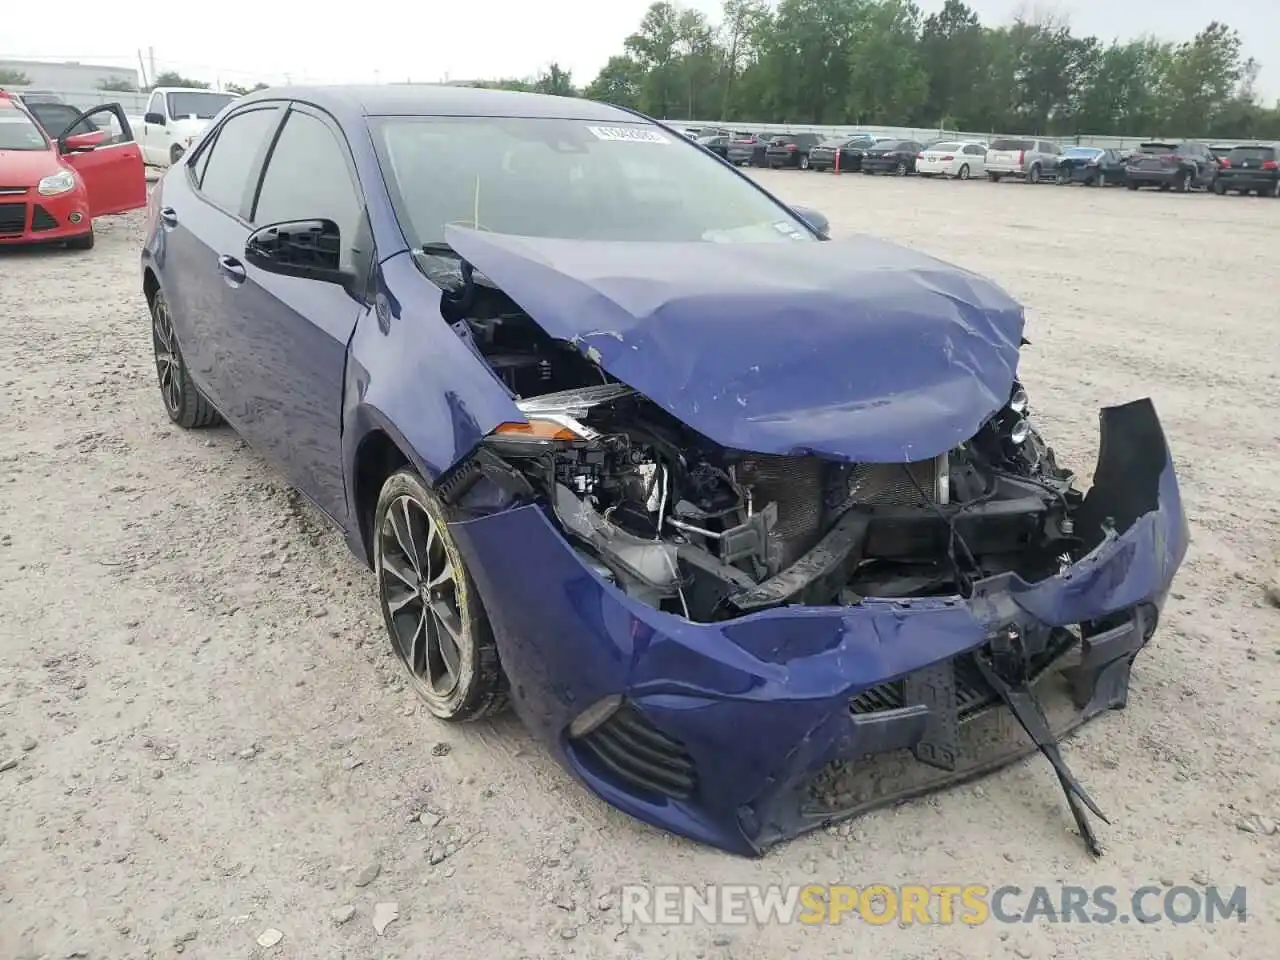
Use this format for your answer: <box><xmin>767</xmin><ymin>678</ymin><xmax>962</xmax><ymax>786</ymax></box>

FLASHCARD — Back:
<box><xmin>1</xmin><ymin>173</ymin><xmax>1278</xmax><ymax>960</ymax></box>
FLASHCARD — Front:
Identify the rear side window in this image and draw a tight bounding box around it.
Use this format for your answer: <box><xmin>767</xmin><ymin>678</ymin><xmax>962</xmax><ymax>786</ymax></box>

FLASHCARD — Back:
<box><xmin>26</xmin><ymin>103</ymin><xmax>96</xmax><ymax>137</ymax></box>
<box><xmin>252</xmin><ymin>110</ymin><xmax>363</xmax><ymax>268</ymax></box>
<box><xmin>990</xmin><ymin>138</ymin><xmax>1033</xmax><ymax>151</ymax></box>
<box><xmin>963</xmin><ymin>144</ymin><xmax>985</xmax><ymax>155</ymax></box>
<box><xmin>1228</xmin><ymin>146</ymin><xmax>1274</xmax><ymax>162</ymax></box>
<box><xmin>197</xmin><ymin>107</ymin><xmax>281</xmax><ymax>213</ymax></box>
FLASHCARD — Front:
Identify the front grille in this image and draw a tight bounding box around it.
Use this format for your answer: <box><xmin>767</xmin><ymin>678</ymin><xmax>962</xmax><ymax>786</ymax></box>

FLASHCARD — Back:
<box><xmin>850</xmin><ymin>629</ymin><xmax>1078</xmax><ymax>719</ymax></box>
<box><xmin>575</xmin><ymin>702</ymin><xmax>697</xmax><ymax>800</ymax></box>
<box><xmin>31</xmin><ymin>205</ymin><xmax>58</xmax><ymax>232</ymax></box>
<box><xmin>0</xmin><ymin>202</ymin><xmax>27</xmax><ymax>236</ymax></box>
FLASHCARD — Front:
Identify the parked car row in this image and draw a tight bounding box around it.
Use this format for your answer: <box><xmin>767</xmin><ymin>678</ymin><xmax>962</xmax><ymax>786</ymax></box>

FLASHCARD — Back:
<box><xmin>742</xmin><ymin>130</ymin><xmax>1280</xmax><ymax>197</ymax></box>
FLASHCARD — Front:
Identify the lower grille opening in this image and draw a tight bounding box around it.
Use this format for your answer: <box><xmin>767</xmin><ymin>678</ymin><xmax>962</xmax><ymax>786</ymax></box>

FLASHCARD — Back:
<box><xmin>0</xmin><ymin>203</ymin><xmax>27</xmax><ymax>237</ymax></box>
<box><xmin>850</xmin><ymin>628</ymin><xmax>1078</xmax><ymax>719</ymax></box>
<box><xmin>31</xmin><ymin>205</ymin><xmax>58</xmax><ymax>232</ymax></box>
<box><xmin>574</xmin><ymin>702</ymin><xmax>697</xmax><ymax>801</ymax></box>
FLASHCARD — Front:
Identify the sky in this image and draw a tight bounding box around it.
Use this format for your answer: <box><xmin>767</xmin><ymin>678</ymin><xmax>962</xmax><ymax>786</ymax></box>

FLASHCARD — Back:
<box><xmin>4</xmin><ymin>0</ymin><xmax>1277</xmax><ymax>102</ymax></box>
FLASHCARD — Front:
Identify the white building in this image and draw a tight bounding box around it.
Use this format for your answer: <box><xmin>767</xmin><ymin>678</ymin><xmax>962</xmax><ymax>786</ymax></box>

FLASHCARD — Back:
<box><xmin>0</xmin><ymin>58</ymin><xmax>139</xmax><ymax>93</ymax></box>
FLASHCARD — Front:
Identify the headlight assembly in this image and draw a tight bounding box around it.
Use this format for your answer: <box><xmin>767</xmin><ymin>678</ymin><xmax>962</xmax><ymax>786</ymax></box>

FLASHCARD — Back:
<box><xmin>37</xmin><ymin>170</ymin><xmax>77</xmax><ymax>197</ymax></box>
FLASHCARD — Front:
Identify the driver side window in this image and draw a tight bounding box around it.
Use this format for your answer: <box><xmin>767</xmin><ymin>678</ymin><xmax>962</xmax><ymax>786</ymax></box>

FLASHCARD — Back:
<box><xmin>146</xmin><ymin>92</ymin><xmax>165</xmax><ymax>119</ymax></box>
<box><xmin>251</xmin><ymin>110</ymin><xmax>364</xmax><ymax>270</ymax></box>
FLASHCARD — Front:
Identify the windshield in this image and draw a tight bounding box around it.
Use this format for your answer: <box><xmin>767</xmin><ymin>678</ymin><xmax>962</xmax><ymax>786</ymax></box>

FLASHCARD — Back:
<box><xmin>373</xmin><ymin>116</ymin><xmax>814</xmax><ymax>245</ymax></box>
<box><xmin>166</xmin><ymin>92</ymin><xmax>234</xmax><ymax>120</ymax></box>
<box><xmin>0</xmin><ymin>107</ymin><xmax>49</xmax><ymax>151</ymax></box>
<box><xmin>1065</xmin><ymin>147</ymin><xmax>1102</xmax><ymax>158</ymax></box>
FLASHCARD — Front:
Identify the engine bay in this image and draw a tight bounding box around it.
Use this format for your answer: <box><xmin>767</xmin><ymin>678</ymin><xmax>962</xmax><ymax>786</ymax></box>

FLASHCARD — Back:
<box><xmin>428</xmin><ymin>252</ymin><xmax>1086</xmax><ymax>624</ymax></box>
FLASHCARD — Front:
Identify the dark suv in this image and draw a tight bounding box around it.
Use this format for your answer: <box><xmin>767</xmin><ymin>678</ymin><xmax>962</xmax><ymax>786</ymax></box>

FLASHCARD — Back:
<box><xmin>1213</xmin><ymin>145</ymin><xmax>1280</xmax><ymax>197</ymax></box>
<box><xmin>765</xmin><ymin>133</ymin><xmax>821</xmax><ymax>169</ymax></box>
<box><xmin>1125</xmin><ymin>141</ymin><xmax>1218</xmax><ymax>192</ymax></box>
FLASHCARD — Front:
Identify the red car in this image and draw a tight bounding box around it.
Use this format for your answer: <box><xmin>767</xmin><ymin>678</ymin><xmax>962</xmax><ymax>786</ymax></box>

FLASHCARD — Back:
<box><xmin>0</xmin><ymin>91</ymin><xmax>146</xmax><ymax>249</ymax></box>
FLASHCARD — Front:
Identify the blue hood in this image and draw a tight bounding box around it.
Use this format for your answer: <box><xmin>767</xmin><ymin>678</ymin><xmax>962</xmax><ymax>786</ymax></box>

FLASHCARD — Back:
<box><xmin>445</xmin><ymin>226</ymin><xmax>1025</xmax><ymax>463</ymax></box>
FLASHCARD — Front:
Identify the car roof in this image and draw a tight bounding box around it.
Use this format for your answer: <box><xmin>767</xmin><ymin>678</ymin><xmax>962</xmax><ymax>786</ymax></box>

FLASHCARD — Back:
<box><xmin>235</xmin><ymin>84</ymin><xmax>634</xmax><ymax>124</ymax></box>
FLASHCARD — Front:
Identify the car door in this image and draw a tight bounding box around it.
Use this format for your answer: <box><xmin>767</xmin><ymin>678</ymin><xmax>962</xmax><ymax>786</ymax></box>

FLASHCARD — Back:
<box><xmin>161</xmin><ymin>103</ymin><xmax>285</xmax><ymax>406</ymax></box>
<box><xmin>56</xmin><ymin>104</ymin><xmax>146</xmax><ymax>216</ymax></box>
<box><xmin>225</xmin><ymin>104</ymin><xmax>372</xmax><ymax>520</ymax></box>
<box><xmin>964</xmin><ymin>143</ymin><xmax>986</xmax><ymax>173</ymax></box>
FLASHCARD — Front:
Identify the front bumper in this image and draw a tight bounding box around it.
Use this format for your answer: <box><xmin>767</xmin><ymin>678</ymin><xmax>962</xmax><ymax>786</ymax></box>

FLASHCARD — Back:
<box><xmin>0</xmin><ymin>190</ymin><xmax>92</xmax><ymax>245</ymax></box>
<box><xmin>450</xmin><ymin>399</ymin><xmax>1188</xmax><ymax>856</ymax></box>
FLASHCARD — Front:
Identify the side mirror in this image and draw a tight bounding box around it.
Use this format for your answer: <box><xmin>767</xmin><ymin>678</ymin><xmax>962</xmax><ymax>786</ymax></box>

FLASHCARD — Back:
<box><xmin>144</xmin><ymin>111</ymin><xmax>165</xmax><ymax>125</ymax></box>
<box><xmin>791</xmin><ymin>205</ymin><xmax>829</xmax><ymax>238</ymax></box>
<box><xmin>244</xmin><ymin>219</ymin><xmax>354</xmax><ymax>286</ymax></box>
<box><xmin>60</xmin><ymin>131</ymin><xmax>105</xmax><ymax>153</ymax></box>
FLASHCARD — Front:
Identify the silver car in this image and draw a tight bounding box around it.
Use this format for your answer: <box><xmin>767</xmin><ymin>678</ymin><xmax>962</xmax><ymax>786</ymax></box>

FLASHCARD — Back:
<box><xmin>985</xmin><ymin>137</ymin><xmax>1062</xmax><ymax>184</ymax></box>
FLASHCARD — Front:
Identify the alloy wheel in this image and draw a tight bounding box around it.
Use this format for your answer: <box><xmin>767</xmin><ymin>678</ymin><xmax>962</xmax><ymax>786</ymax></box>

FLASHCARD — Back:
<box><xmin>896</xmin><ymin>161</ymin><xmax>907</xmax><ymax>176</ymax></box>
<box><xmin>378</xmin><ymin>494</ymin><xmax>465</xmax><ymax>699</ymax></box>
<box><xmin>151</xmin><ymin>295</ymin><xmax>182</xmax><ymax>416</ymax></box>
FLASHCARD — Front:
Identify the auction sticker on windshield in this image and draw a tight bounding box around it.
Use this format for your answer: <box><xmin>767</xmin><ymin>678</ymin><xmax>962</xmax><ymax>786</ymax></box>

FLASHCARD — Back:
<box><xmin>587</xmin><ymin>126</ymin><xmax>670</xmax><ymax>144</ymax></box>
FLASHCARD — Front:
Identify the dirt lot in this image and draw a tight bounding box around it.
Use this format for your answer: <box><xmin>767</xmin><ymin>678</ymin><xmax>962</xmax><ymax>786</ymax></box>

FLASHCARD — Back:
<box><xmin>1</xmin><ymin>173</ymin><xmax>1278</xmax><ymax>960</ymax></box>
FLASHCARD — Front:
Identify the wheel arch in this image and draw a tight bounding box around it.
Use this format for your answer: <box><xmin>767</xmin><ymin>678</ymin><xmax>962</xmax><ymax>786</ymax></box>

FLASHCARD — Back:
<box><xmin>143</xmin><ymin>265</ymin><xmax>160</xmax><ymax>307</ymax></box>
<box><xmin>349</xmin><ymin>423</ymin><xmax>419</xmax><ymax>568</ymax></box>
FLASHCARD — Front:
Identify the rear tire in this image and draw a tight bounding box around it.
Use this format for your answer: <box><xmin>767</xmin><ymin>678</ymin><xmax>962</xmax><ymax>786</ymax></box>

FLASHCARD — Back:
<box><xmin>799</xmin><ymin>154</ymin><xmax>810</xmax><ymax>170</ymax></box>
<box><xmin>988</xmin><ymin>173</ymin><xmax>1002</xmax><ymax>182</ymax></box>
<box><xmin>895</xmin><ymin>160</ymin><xmax>907</xmax><ymax>176</ymax></box>
<box><xmin>1213</xmin><ymin>180</ymin><xmax>1226</xmax><ymax>195</ymax></box>
<box><xmin>66</xmin><ymin>228</ymin><xmax>94</xmax><ymax>250</ymax></box>
<box><xmin>1175</xmin><ymin>170</ymin><xmax>1191</xmax><ymax>193</ymax></box>
<box><xmin>1096</xmin><ymin>172</ymin><xmax>1107</xmax><ymax>187</ymax></box>
<box><xmin>1027</xmin><ymin>164</ymin><xmax>1041</xmax><ymax>184</ymax></box>
<box><xmin>1127</xmin><ymin>181</ymin><xmax>1139</xmax><ymax>190</ymax></box>
<box><xmin>374</xmin><ymin>469</ymin><xmax>508</xmax><ymax>721</ymax></box>
<box><xmin>149</xmin><ymin>288</ymin><xmax>222</xmax><ymax>429</ymax></box>
<box><xmin>957</xmin><ymin>164</ymin><xmax>970</xmax><ymax>180</ymax></box>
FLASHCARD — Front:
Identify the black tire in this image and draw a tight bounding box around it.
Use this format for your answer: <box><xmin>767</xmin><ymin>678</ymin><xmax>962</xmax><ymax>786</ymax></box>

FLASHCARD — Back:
<box><xmin>988</xmin><ymin>172</ymin><xmax>1002</xmax><ymax>182</ymax></box>
<box><xmin>149</xmin><ymin>288</ymin><xmax>222</xmax><ymax>429</ymax></box>
<box><xmin>1270</xmin><ymin>180</ymin><xmax>1280</xmax><ymax>198</ymax></box>
<box><xmin>1096</xmin><ymin>172</ymin><xmax>1107</xmax><ymax>187</ymax></box>
<box><xmin>1213</xmin><ymin>180</ymin><xmax>1226</xmax><ymax>195</ymax></box>
<box><xmin>1027</xmin><ymin>164</ymin><xmax>1041</xmax><ymax>184</ymax></box>
<box><xmin>1159</xmin><ymin>183</ymin><xmax>1171</xmax><ymax>192</ymax></box>
<box><xmin>1127</xmin><ymin>181</ymin><xmax>1139</xmax><ymax>190</ymax></box>
<box><xmin>1175</xmin><ymin>170</ymin><xmax>1191</xmax><ymax>193</ymax></box>
<box><xmin>895</xmin><ymin>160</ymin><xmax>907</xmax><ymax>176</ymax></box>
<box><xmin>374</xmin><ymin>469</ymin><xmax>507</xmax><ymax>721</ymax></box>
<box><xmin>799</xmin><ymin>154</ymin><xmax>810</xmax><ymax>170</ymax></box>
<box><xmin>956</xmin><ymin>164</ymin><xmax>970</xmax><ymax>180</ymax></box>
<box><xmin>66</xmin><ymin>228</ymin><xmax>94</xmax><ymax>250</ymax></box>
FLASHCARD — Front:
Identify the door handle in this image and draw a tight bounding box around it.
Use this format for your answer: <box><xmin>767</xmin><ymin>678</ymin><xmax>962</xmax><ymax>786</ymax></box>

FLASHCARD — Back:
<box><xmin>159</xmin><ymin>206</ymin><xmax>178</xmax><ymax>227</ymax></box>
<box><xmin>218</xmin><ymin>255</ymin><xmax>246</xmax><ymax>284</ymax></box>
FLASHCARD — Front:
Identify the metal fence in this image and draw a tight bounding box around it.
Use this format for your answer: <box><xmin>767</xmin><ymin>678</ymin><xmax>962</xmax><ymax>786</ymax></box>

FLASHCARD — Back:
<box><xmin>12</xmin><ymin>88</ymin><xmax>1275</xmax><ymax>149</ymax></box>
<box><xmin>670</xmin><ymin>120</ymin><xmax>1275</xmax><ymax>150</ymax></box>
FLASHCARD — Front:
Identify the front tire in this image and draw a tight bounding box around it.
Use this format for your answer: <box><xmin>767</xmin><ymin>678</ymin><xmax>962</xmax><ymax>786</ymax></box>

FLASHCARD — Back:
<box><xmin>374</xmin><ymin>469</ymin><xmax>507</xmax><ymax>722</ymax></box>
<box><xmin>150</xmin><ymin>289</ymin><xmax>222</xmax><ymax>429</ymax></box>
<box><xmin>988</xmin><ymin>172</ymin><xmax>1002</xmax><ymax>182</ymax></box>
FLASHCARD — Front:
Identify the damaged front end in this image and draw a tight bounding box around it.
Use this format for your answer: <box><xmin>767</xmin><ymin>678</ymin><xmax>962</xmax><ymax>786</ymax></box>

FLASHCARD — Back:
<box><xmin>425</xmin><ymin>233</ymin><xmax>1189</xmax><ymax>857</ymax></box>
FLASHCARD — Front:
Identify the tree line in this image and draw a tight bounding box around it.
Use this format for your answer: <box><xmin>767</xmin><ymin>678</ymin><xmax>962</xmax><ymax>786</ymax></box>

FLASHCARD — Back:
<box><xmin>482</xmin><ymin>0</ymin><xmax>1280</xmax><ymax>140</ymax></box>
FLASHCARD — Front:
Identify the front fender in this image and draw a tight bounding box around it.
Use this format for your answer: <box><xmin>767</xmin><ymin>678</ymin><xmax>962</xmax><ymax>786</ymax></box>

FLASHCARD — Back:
<box><xmin>341</xmin><ymin>252</ymin><xmax>524</xmax><ymax>555</ymax></box>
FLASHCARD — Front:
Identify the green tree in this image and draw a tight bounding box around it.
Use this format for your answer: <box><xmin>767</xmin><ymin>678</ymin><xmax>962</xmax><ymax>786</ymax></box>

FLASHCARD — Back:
<box><xmin>845</xmin><ymin>0</ymin><xmax>929</xmax><ymax>125</ymax></box>
<box><xmin>584</xmin><ymin>55</ymin><xmax>648</xmax><ymax>108</ymax></box>
<box><xmin>919</xmin><ymin>0</ymin><xmax>986</xmax><ymax>128</ymax></box>
<box><xmin>533</xmin><ymin>63</ymin><xmax>577</xmax><ymax>97</ymax></box>
<box><xmin>224</xmin><ymin>81</ymin><xmax>270</xmax><ymax>95</ymax></box>
<box><xmin>1164</xmin><ymin>22</ymin><xmax>1242</xmax><ymax>135</ymax></box>
<box><xmin>150</xmin><ymin>71</ymin><xmax>210</xmax><ymax>90</ymax></box>
<box><xmin>625</xmin><ymin>2</ymin><xmax>683</xmax><ymax>117</ymax></box>
<box><xmin>0</xmin><ymin>69</ymin><xmax>30</xmax><ymax>85</ymax></box>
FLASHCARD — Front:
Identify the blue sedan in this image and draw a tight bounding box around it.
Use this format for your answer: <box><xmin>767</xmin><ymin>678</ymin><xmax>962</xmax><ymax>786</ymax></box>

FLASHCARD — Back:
<box><xmin>141</xmin><ymin>85</ymin><xmax>1188</xmax><ymax>856</ymax></box>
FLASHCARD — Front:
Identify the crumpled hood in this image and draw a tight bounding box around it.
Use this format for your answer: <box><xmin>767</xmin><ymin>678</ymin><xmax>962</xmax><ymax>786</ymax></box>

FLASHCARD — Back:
<box><xmin>445</xmin><ymin>226</ymin><xmax>1026</xmax><ymax>462</ymax></box>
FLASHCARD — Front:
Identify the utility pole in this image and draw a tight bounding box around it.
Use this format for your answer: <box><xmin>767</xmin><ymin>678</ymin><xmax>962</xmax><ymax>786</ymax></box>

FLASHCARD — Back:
<box><xmin>148</xmin><ymin>47</ymin><xmax>156</xmax><ymax>86</ymax></box>
<box><xmin>136</xmin><ymin>48</ymin><xmax>149</xmax><ymax>88</ymax></box>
